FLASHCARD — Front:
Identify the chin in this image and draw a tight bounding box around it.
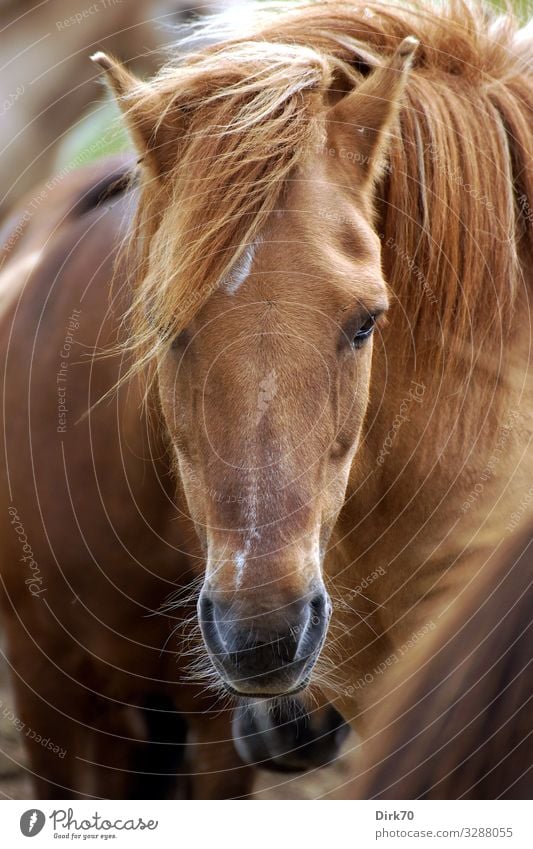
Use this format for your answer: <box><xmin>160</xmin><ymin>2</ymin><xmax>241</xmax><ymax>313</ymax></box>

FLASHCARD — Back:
<box><xmin>221</xmin><ymin>678</ymin><xmax>310</xmax><ymax>700</ymax></box>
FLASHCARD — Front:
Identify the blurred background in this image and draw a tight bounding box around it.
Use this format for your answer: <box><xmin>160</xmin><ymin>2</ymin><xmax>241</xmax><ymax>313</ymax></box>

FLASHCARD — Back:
<box><xmin>0</xmin><ymin>0</ymin><xmax>259</xmax><ymax>217</ymax></box>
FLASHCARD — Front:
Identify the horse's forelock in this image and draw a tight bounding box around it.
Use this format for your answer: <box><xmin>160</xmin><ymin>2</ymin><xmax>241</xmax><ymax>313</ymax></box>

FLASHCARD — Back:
<box><xmin>124</xmin><ymin>40</ymin><xmax>335</xmax><ymax>369</ymax></box>
<box><xmin>122</xmin><ymin>1</ymin><xmax>531</xmax><ymax>388</ymax></box>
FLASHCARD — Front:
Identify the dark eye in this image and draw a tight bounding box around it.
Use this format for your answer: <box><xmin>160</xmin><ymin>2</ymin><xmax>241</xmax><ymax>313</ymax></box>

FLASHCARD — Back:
<box><xmin>353</xmin><ymin>314</ymin><xmax>377</xmax><ymax>347</ymax></box>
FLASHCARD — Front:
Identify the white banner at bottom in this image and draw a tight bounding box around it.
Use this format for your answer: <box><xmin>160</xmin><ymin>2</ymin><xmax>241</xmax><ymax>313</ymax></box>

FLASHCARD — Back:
<box><xmin>0</xmin><ymin>800</ymin><xmax>530</xmax><ymax>848</ymax></box>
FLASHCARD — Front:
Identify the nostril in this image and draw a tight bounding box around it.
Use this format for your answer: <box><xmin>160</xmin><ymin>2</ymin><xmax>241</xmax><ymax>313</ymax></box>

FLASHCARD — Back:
<box><xmin>198</xmin><ymin>586</ymin><xmax>330</xmax><ymax>693</ymax></box>
<box><xmin>198</xmin><ymin>592</ymin><xmax>214</xmax><ymax>624</ymax></box>
<box><xmin>309</xmin><ymin>592</ymin><xmax>329</xmax><ymax>627</ymax></box>
<box><xmin>198</xmin><ymin>592</ymin><xmax>227</xmax><ymax>654</ymax></box>
<box><xmin>310</xmin><ymin>594</ymin><xmax>323</xmax><ymax>615</ymax></box>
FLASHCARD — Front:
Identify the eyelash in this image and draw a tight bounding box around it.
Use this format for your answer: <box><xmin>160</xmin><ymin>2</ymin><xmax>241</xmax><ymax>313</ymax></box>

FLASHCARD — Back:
<box><xmin>352</xmin><ymin>313</ymin><xmax>378</xmax><ymax>348</ymax></box>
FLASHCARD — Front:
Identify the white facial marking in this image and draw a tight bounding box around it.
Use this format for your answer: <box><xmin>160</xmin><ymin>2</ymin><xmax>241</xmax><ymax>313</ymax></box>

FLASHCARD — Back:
<box><xmin>223</xmin><ymin>238</ymin><xmax>260</xmax><ymax>295</ymax></box>
<box><xmin>234</xmin><ymin>479</ymin><xmax>261</xmax><ymax>588</ymax></box>
<box><xmin>234</xmin><ymin>550</ymin><xmax>247</xmax><ymax>588</ymax></box>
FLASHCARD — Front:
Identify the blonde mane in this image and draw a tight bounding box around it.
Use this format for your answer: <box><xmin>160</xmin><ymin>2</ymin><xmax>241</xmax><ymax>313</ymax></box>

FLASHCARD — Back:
<box><xmin>121</xmin><ymin>0</ymin><xmax>532</xmax><ymax>378</ymax></box>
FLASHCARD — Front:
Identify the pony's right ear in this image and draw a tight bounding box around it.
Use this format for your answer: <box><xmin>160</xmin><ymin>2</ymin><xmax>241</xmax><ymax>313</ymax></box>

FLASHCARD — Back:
<box><xmin>91</xmin><ymin>52</ymin><xmax>171</xmax><ymax>174</ymax></box>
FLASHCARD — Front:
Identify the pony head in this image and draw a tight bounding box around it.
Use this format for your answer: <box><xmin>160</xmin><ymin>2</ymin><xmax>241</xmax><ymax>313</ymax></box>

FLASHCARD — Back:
<box><xmin>93</xmin><ymin>29</ymin><xmax>417</xmax><ymax>697</ymax></box>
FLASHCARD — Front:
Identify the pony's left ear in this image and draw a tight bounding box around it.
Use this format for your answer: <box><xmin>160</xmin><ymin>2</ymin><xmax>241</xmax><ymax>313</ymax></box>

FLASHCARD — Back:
<box><xmin>91</xmin><ymin>52</ymin><xmax>170</xmax><ymax>173</ymax></box>
<box><xmin>327</xmin><ymin>37</ymin><xmax>418</xmax><ymax>188</ymax></box>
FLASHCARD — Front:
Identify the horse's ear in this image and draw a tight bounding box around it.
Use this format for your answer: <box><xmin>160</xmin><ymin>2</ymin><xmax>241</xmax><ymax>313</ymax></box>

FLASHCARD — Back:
<box><xmin>91</xmin><ymin>52</ymin><xmax>170</xmax><ymax>174</ymax></box>
<box><xmin>327</xmin><ymin>37</ymin><xmax>418</xmax><ymax>189</ymax></box>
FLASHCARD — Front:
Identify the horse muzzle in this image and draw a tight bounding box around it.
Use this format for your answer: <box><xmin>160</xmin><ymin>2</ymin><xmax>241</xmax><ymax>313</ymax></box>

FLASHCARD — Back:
<box><xmin>197</xmin><ymin>587</ymin><xmax>331</xmax><ymax>697</ymax></box>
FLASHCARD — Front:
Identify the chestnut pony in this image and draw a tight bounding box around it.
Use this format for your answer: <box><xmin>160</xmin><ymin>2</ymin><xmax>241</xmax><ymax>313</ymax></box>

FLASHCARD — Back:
<box><xmin>0</xmin><ymin>1</ymin><xmax>531</xmax><ymax>796</ymax></box>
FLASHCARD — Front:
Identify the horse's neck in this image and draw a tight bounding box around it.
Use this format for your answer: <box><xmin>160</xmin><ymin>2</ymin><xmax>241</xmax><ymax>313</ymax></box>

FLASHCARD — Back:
<box><xmin>329</xmin><ymin>300</ymin><xmax>533</xmax><ymax>642</ymax></box>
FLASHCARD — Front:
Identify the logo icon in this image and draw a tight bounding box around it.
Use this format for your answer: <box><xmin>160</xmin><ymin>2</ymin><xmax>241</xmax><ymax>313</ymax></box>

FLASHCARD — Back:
<box><xmin>20</xmin><ymin>809</ymin><xmax>45</xmax><ymax>837</ymax></box>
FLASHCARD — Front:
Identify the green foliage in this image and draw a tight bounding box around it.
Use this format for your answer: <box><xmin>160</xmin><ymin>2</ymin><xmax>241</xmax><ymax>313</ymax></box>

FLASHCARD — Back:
<box><xmin>53</xmin><ymin>98</ymin><xmax>131</xmax><ymax>172</ymax></box>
